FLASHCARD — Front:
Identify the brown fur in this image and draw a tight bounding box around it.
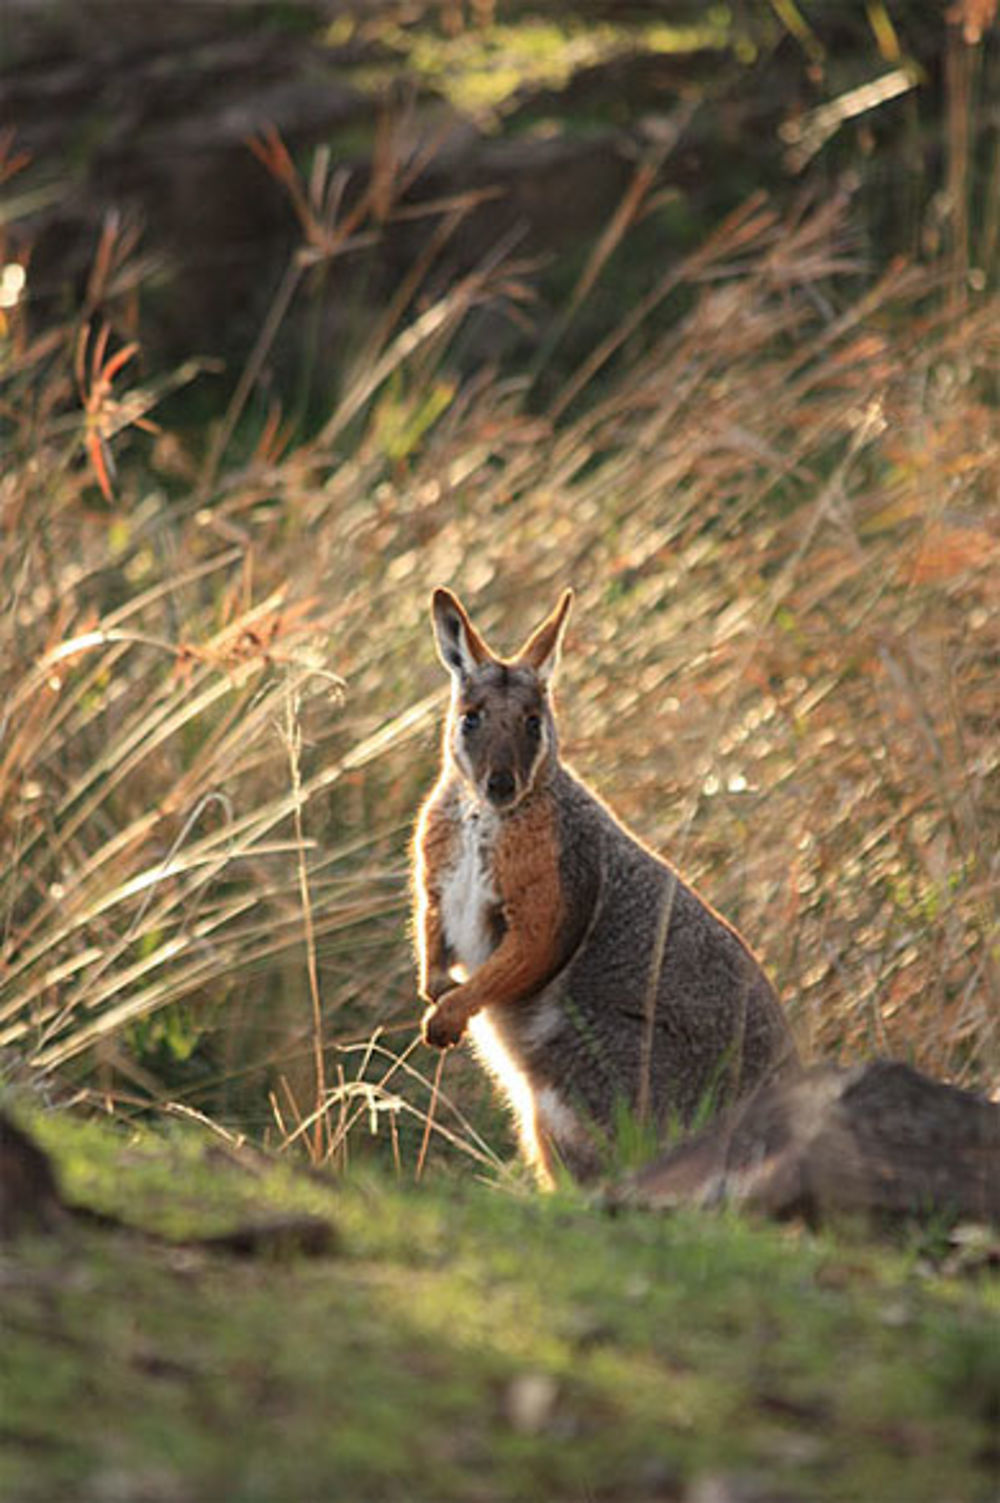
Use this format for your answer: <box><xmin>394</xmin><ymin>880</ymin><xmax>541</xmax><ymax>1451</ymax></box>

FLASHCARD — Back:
<box><xmin>422</xmin><ymin>792</ymin><xmax>566</xmax><ymax>1047</ymax></box>
<box><xmin>413</xmin><ymin>588</ymin><xmax>799</xmax><ymax>1184</ymax></box>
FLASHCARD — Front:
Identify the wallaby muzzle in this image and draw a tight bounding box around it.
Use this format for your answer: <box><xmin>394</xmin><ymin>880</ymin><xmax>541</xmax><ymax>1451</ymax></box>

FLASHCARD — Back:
<box><xmin>485</xmin><ymin>767</ymin><xmax>517</xmax><ymax>808</ymax></box>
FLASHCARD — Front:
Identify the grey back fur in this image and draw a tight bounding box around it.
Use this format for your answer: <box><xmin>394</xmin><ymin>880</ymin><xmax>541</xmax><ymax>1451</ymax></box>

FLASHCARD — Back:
<box><xmin>472</xmin><ymin>764</ymin><xmax>799</xmax><ymax>1182</ymax></box>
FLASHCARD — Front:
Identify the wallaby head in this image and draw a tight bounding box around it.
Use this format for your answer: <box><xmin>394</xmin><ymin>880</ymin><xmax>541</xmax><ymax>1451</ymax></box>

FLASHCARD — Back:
<box><xmin>431</xmin><ymin>587</ymin><xmax>572</xmax><ymax>812</ymax></box>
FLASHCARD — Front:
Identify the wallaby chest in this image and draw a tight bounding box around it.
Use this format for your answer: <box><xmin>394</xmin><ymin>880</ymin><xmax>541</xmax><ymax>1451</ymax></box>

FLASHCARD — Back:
<box><xmin>439</xmin><ymin>802</ymin><xmax>503</xmax><ymax>975</ymax></box>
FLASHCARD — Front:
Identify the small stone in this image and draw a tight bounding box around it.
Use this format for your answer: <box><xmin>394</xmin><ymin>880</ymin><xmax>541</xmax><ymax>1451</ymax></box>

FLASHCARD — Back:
<box><xmin>504</xmin><ymin>1371</ymin><xmax>559</xmax><ymax>1435</ymax></box>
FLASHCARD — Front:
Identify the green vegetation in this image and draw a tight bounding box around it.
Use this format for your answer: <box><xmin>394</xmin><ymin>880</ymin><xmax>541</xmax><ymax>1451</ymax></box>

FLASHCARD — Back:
<box><xmin>345</xmin><ymin>13</ymin><xmax>731</xmax><ymax>119</ymax></box>
<box><xmin>3</xmin><ymin>1107</ymin><xmax>998</xmax><ymax>1502</ymax></box>
<box><xmin>0</xmin><ymin>6</ymin><xmax>997</xmax><ymax>1495</ymax></box>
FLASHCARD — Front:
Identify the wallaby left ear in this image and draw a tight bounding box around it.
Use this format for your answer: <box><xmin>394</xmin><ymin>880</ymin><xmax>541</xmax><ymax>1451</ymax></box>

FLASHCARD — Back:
<box><xmin>431</xmin><ymin>587</ymin><xmax>495</xmax><ymax>681</ymax></box>
<box><xmin>515</xmin><ymin>589</ymin><xmax>573</xmax><ymax>684</ymax></box>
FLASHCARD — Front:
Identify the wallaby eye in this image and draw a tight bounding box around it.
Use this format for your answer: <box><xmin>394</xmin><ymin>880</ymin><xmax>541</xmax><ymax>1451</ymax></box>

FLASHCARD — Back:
<box><xmin>461</xmin><ymin>709</ymin><xmax>482</xmax><ymax>733</ymax></box>
<box><xmin>525</xmin><ymin>713</ymin><xmax>542</xmax><ymax>742</ymax></box>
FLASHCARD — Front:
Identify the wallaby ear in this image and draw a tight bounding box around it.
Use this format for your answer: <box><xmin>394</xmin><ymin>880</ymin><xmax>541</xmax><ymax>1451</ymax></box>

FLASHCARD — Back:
<box><xmin>515</xmin><ymin>589</ymin><xmax>573</xmax><ymax>684</ymax></box>
<box><xmin>431</xmin><ymin>588</ymin><xmax>494</xmax><ymax>681</ymax></box>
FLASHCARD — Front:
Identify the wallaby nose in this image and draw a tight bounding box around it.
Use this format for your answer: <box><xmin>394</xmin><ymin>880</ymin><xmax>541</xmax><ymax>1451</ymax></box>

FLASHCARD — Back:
<box><xmin>486</xmin><ymin>768</ymin><xmax>517</xmax><ymax>807</ymax></box>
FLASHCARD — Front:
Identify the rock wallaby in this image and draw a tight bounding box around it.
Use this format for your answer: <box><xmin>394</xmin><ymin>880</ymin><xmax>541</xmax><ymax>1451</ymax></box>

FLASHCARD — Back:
<box><xmin>413</xmin><ymin>587</ymin><xmax>798</xmax><ymax>1185</ymax></box>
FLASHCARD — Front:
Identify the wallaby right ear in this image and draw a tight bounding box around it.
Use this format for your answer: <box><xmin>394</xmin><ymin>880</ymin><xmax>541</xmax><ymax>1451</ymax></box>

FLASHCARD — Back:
<box><xmin>431</xmin><ymin>588</ymin><xmax>493</xmax><ymax>680</ymax></box>
<box><xmin>515</xmin><ymin>589</ymin><xmax>573</xmax><ymax>684</ymax></box>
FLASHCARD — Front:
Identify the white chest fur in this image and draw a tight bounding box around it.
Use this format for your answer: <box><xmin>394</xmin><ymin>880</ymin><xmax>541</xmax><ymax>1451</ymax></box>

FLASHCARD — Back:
<box><xmin>440</xmin><ymin>805</ymin><xmax>500</xmax><ymax>977</ymax></box>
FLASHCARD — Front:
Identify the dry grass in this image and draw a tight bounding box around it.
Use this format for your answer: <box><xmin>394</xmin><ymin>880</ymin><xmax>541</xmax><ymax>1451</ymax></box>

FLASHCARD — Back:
<box><xmin>1</xmin><ymin>115</ymin><xmax>997</xmax><ymax>1174</ymax></box>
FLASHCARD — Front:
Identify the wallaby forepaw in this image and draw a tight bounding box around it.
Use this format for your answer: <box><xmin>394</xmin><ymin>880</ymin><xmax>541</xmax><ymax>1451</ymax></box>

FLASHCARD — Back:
<box><xmin>421</xmin><ymin>1000</ymin><xmax>468</xmax><ymax>1050</ymax></box>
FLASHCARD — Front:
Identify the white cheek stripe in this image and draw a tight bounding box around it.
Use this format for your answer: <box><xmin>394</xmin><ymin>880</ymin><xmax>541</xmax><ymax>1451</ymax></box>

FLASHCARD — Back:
<box><xmin>529</xmin><ymin>722</ymin><xmax>549</xmax><ymax>785</ymax></box>
<box><xmin>449</xmin><ymin>714</ymin><xmax>551</xmax><ymax>802</ymax></box>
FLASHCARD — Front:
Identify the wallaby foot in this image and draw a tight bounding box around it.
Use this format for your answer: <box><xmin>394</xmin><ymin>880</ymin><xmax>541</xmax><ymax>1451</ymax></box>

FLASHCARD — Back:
<box><xmin>421</xmin><ymin>993</ymin><xmax>472</xmax><ymax>1049</ymax></box>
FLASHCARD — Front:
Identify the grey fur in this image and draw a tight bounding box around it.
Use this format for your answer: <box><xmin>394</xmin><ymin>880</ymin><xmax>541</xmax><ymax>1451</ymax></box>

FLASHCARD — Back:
<box><xmin>477</xmin><ymin>764</ymin><xmax>799</xmax><ymax>1181</ymax></box>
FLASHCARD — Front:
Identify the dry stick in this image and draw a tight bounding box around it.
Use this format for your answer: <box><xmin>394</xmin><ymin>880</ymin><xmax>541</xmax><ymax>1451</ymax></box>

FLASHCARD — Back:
<box><xmin>284</xmin><ymin>687</ymin><xmax>328</xmax><ymax>1164</ymax></box>
<box><xmin>548</xmin><ymin>192</ymin><xmax>774</xmax><ymax>424</ymax></box>
<box><xmin>280</xmin><ymin>1074</ymin><xmax>306</xmax><ymax>1141</ymax></box>
<box><xmin>314</xmin><ymin>217</ymin><xmax>529</xmax><ymax>452</ymax></box>
<box><xmin>945</xmin><ymin>18</ymin><xmax>974</xmax><ymax>315</ymax></box>
<box><xmin>337</xmin><ymin>1035</ymin><xmax>500</xmax><ymax>1169</ymax></box>
<box><xmin>269</xmin><ymin>1088</ymin><xmax>289</xmax><ymax>1142</ymax></box>
<box><xmin>636</xmin><ymin>871</ymin><xmax>679</xmax><ymax>1130</ymax></box>
<box><xmin>198</xmin><ymin>107</ymin><xmax>464</xmax><ymax>495</ymax></box>
<box><xmin>327</xmin><ymin>1033</ymin><xmax>419</xmax><ymax>1164</ymax></box>
<box><xmin>327</xmin><ymin>1026</ymin><xmax>386</xmax><ymax>1168</ymax></box>
<box><xmin>352</xmin><ymin>199</ymin><xmax>475</xmax><ymax>379</ymax></box>
<box><xmin>389</xmin><ymin>1103</ymin><xmax>402</xmax><ymax>1175</ymax></box>
<box><xmin>529</xmin><ymin>107</ymin><xmax>696</xmax><ymax>393</ymax></box>
<box><xmin>284</xmin><ymin>1078</ymin><xmax>396</xmax><ymax>1157</ymax></box>
<box><xmin>29</xmin><ymin>790</ymin><xmax>235</xmax><ymax>1058</ymax></box>
<box><xmin>396</xmin><ymin>1095</ymin><xmax>498</xmax><ymax>1170</ymax></box>
<box><xmin>416</xmin><ymin>1048</ymin><xmax>447</xmax><ymax>1183</ymax></box>
<box><xmin>333</xmin><ymin>1057</ymin><xmax>349</xmax><ymax>1172</ymax></box>
<box><xmin>780</xmin><ymin>66</ymin><xmax>917</xmax><ymax>175</ymax></box>
<box><xmin>199</xmin><ymin>254</ymin><xmax>305</xmax><ymax>498</ymax></box>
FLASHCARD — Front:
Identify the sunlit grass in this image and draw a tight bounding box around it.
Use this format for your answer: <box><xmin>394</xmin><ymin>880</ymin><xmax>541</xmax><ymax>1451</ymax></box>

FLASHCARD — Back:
<box><xmin>338</xmin><ymin>14</ymin><xmax>731</xmax><ymax>121</ymax></box>
<box><xmin>1</xmin><ymin>110</ymin><xmax>997</xmax><ymax>1178</ymax></box>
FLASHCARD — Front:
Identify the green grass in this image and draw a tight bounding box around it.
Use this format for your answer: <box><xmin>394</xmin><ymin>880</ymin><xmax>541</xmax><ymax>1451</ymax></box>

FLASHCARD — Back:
<box><xmin>337</xmin><ymin>13</ymin><xmax>730</xmax><ymax>122</ymax></box>
<box><xmin>2</xmin><ymin>1105</ymin><xmax>998</xmax><ymax>1503</ymax></box>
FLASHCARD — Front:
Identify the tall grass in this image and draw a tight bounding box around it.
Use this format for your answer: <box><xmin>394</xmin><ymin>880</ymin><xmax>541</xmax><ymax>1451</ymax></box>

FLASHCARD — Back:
<box><xmin>1</xmin><ymin>103</ymin><xmax>997</xmax><ymax>1174</ymax></box>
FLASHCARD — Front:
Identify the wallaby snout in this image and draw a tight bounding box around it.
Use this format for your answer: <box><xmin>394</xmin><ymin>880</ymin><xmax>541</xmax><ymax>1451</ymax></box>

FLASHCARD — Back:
<box><xmin>486</xmin><ymin>767</ymin><xmax>516</xmax><ymax>807</ymax></box>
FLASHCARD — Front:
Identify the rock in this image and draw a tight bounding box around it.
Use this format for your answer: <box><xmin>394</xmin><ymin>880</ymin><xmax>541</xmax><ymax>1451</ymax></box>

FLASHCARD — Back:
<box><xmin>0</xmin><ymin>1108</ymin><xmax>66</xmax><ymax>1239</ymax></box>
<box><xmin>503</xmin><ymin>1371</ymin><xmax>559</xmax><ymax>1435</ymax></box>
